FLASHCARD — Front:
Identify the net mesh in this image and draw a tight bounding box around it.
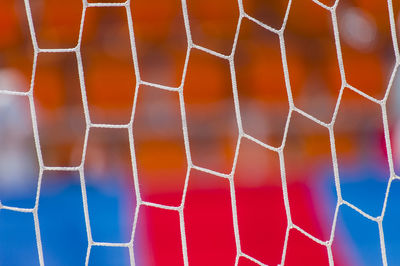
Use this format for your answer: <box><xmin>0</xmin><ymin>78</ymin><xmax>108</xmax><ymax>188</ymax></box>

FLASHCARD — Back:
<box><xmin>0</xmin><ymin>0</ymin><xmax>398</xmax><ymax>265</ymax></box>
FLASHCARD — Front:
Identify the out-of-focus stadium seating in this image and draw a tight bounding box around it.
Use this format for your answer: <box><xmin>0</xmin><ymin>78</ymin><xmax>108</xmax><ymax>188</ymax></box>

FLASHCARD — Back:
<box><xmin>1</xmin><ymin>0</ymin><xmax>400</xmax><ymax>265</ymax></box>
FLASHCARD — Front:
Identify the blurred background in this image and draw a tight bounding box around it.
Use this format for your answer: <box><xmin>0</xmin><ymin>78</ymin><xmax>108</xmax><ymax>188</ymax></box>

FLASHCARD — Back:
<box><xmin>1</xmin><ymin>0</ymin><xmax>400</xmax><ymax>265</ymax></box>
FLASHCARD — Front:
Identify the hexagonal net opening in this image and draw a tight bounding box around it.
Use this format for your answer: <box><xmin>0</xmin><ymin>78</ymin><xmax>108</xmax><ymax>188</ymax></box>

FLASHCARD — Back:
<box><xmin>0</xmin><ymin>0</ymin><xmax>400</xmax><ymax>266</ymax></box>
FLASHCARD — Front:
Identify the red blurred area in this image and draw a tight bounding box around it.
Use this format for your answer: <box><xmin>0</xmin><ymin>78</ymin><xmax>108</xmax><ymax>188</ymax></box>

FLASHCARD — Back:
<box><xmin>285</xmin><ymin>229</ymin><xmax>330</xmax><ymax>266</ymax></box>
<box><xmin>135</xmin><ymin>206</ymin><xmax>183</xmax><ymax>266</ymax></box>
<box><xmin>183</xmin><ymin>170</ymin><xmax>237</xmax><ymax>266</ymax></box>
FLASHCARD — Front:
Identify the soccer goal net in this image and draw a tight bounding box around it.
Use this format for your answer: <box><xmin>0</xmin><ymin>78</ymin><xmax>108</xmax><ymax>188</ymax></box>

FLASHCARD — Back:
<box><xmin>0</xmin><ymin>0</ymin><xmax>400</xmax><ymax>265</ymax></box>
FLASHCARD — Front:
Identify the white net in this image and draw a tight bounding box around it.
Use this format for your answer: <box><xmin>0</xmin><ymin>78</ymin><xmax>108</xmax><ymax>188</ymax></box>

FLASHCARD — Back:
<box><xmin>0</xmin><ymin>0</ymin><xmax>399</xmax><ymax>265</ymax></box>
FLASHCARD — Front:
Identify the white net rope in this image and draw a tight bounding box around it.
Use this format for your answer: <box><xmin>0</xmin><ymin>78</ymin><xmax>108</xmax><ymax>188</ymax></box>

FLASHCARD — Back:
<box><xmin>0</xmin><ymin>0</ymin><xmax>399</xmax><ymax>265</ymax></box>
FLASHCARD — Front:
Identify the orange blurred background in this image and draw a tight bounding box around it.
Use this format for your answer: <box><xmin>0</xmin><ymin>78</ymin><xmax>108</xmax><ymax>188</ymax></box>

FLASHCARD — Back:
<box><xmin>1</xmin><ymin>0</ymin><xmax>400</xmax><ymax>265</ymax></box>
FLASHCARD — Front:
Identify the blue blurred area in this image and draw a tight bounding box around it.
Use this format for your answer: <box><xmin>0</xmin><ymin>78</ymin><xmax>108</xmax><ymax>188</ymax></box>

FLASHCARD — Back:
<box><xmin>38</xmin><ymin>173</ymin><xmax>87</xmax><ymax>266</ymax></box>
<box><xmin>323</xmin><ymin>162</ymin><xmax>400</xmax><ymax>266</ymax></box>
<box><xmin>336</xmin><ymin>205</ymin><xmax>382</xmax><ymax>266</ymax></box>
<box><xmin>383</xmin><ymin>180</ymin><xmax>400</xmax><ymax>266</ymax></box>
<box><xmin>0</xmin><ymin>173</ymin><xmax>132</xmax><ymax>266</ymax></box>
<box><xmin>89</xmin><ymin>246</ymin><xmax>131</xmax><ymax>266</ymax></box>
<box><xmin>0</xmin><ymin>210</ymin><xmax>39</xmax><ymax>266</ymax></box>
<box><xmin>339</xmin><ymin>163</ymin><xmax>388</xmax><ymax>217</ymax></box>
